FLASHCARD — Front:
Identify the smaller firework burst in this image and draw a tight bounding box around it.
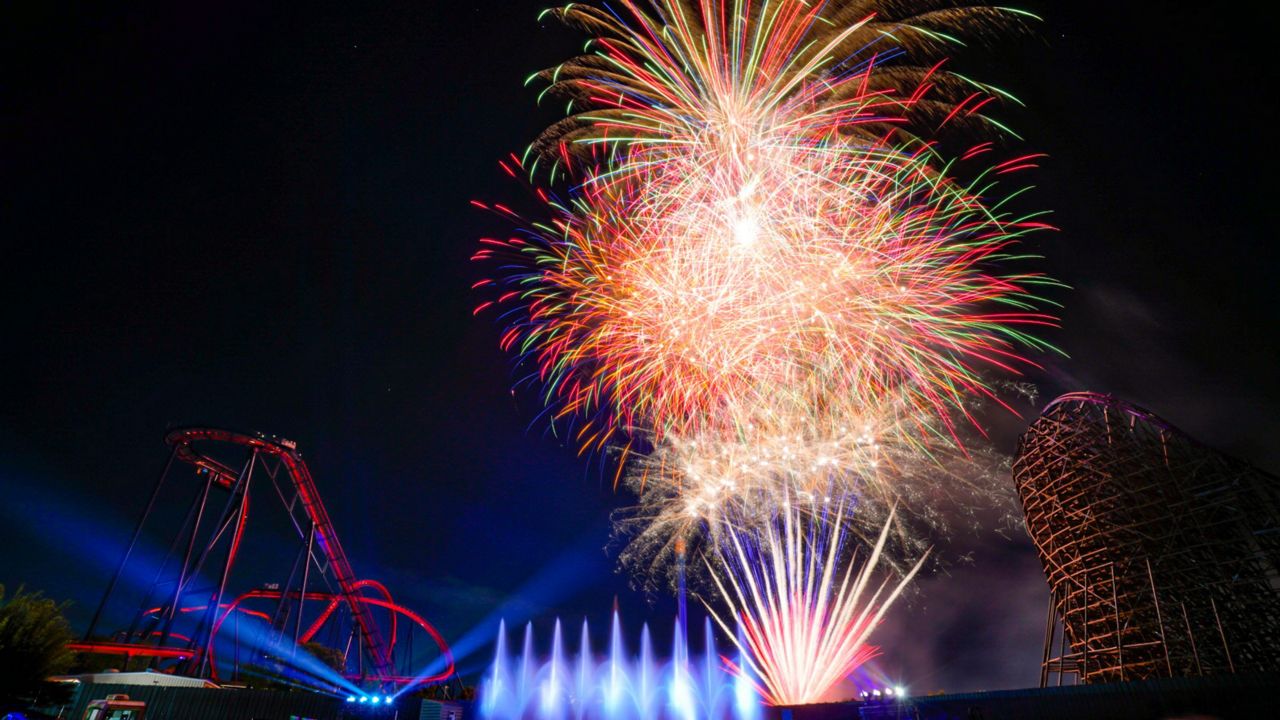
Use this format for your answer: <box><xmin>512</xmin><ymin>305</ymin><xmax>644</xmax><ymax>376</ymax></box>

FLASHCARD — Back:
<box><xmin>610</xmin><ymin>392</ymin><xmax>1018</xmax><ymax>596</ymax></box>
<box><xmin>703</xmin><ymin>500</ymin><xmax>927</xmax><ymax>706</ymax></box>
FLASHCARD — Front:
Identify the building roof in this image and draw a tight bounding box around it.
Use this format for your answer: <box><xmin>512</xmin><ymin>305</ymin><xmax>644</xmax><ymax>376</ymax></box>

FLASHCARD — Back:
<box><xmin>49</xmin><ymin>670</ymin><xmax>220</xmax><ymax>688</ymax></box>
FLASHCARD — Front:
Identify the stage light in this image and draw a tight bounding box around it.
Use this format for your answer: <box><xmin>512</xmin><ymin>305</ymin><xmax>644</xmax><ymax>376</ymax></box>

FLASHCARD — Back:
<box><xmin>346</xmin><ymin>696</ymin><xmax>356</xmax><ymax>703</ymax></box>
<box><xmin>894</xmin><ymin>686</ymin><xmax>906</xmax><ymax>697</ymax></box>
<box><xmin>884</xmin><ymin>687</ymin><xmax>894</xmax><ymax>697</ymax></box>
<box><xmin>372</xmin><ymin>696</ymin><xmax>383</xmax><ymax>704</ymax></box>
<box><xmin>358</xmin><ymin>696</ymin><xmax>368</xmax><ymax>703</ymax></box>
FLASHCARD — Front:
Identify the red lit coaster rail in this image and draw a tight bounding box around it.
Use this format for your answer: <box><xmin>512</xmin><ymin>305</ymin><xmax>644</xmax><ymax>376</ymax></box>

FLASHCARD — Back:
<box><xmin>75</xmin><ymin>427</ymin><xmax>454</xmax><ymax>691</ymax></box>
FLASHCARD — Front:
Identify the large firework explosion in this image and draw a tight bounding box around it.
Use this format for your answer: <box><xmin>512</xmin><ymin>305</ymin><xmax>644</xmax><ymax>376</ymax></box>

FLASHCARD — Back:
<box><xmin>477</xmin><ymin>0</ymin><xmax>1056</xmax><ymax>452</ymax></box>
<box><xmin>475</xmin><ymin>0</ymin><xmax>1055</xmax><ymax>707</ymax></box>
<box><xmin>477</xmin><ymin>137</ymin><xmax>1054</xmax><ymax>453</ymax></box>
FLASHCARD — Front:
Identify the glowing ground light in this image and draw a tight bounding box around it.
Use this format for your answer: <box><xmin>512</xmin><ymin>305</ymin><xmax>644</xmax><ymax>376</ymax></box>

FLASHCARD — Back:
<box><xmin>860</xmin><ymin>686</ymin><xmax>906</xmax><ymax>700</ymax></box>
<box><xmin>480</xmin><ymin>614</ymin><xmax>762</xmax><ymax>720</ymax></box>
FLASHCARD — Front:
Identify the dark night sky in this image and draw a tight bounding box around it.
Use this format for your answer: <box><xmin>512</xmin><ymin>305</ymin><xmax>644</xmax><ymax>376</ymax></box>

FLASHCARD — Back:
<box><xmin>3</xmin><ymin>0</ymin><xmax>1277</xmax><ymax>694</ymax></box>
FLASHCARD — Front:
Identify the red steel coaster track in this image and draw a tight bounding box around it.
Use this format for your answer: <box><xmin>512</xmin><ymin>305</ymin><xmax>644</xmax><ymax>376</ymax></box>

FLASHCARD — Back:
<box><xmin>75</xmin><ymin>427</ymin><xmax>454</xmax><ymax>689</ymax></box>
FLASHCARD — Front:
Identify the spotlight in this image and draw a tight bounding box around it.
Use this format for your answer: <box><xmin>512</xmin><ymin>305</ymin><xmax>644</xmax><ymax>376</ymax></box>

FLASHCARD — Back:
<box><xmin>894</xmin><ymin>686</ymin><xmax>906</xmax><ymax>698</ymax></box>
<box><xmin>872</xmin><ymin>689</ymin><xmax>882</xmax><ymax>698</ymax></box>
<box><xmin>372</xmin><ymin>696</ymin><xmax>383</xmax><ymax>704</ymax></box>
<box><xmin>346</xmin><ymin>696</ymin><xmax>356</xmax><ymax>703</ymax></box>
<box><xmin>884</xmin><ymin>687</ymin><xmax>894</xmax><ymax>697</ymax></box>
<box><xmin>358</xmin><ymin>696</ymin><xmax>368</xmax><ymax>703</ymax></box>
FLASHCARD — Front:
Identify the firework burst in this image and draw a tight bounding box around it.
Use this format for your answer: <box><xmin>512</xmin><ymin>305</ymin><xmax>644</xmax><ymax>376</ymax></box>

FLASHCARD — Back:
<box><xmin>706</xmin><ymin>500</ymin><xmax>927</xmax><ymax>705</ymax></box>
<box><xmin>610</xmin><ymin>393</ymin><xmax>1017</xmax><ymax>598</ymax></box>
<box><xmin>476</xmin><ymin>131</ymin><xmax>1056</xmax><ymax>454</ymax></box>
<box><xmin>473</xmin><ymin>0</ymin><xmax>1060</xmax><ymax>454</ymax></box>
<box><xmin>532</xmin><ymin>0</ymin><xmax>1037</xmax><ymax>163</ymax></box>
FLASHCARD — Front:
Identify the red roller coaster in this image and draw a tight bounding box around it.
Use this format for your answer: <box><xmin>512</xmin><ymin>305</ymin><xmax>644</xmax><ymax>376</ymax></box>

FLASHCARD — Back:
<box><xmin>75</xmin><ymin>427</ymin><xmax>455</xmax><ymax>691</ymax></box>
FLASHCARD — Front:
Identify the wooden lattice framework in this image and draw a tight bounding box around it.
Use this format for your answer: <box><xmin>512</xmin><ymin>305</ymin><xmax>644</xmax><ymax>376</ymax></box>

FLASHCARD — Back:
<box><xmin>1013</xmin><ymin>392</ymin><xmax>1280</xmax><ymax>685</ymax></box>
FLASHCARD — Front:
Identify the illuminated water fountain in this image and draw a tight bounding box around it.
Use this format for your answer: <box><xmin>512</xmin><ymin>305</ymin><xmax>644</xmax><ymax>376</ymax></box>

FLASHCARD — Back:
<box><xmin>480</xmin><ymin>614</ymin><xmax>761</xmax><ymax>720</ymax></box>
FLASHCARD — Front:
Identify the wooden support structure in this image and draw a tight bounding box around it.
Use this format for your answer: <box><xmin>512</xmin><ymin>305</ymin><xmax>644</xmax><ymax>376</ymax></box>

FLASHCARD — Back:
<box><xmin>1014</xmin><ymin>393</ymin><xmax>1280</xmax><ymax>685</ymax></box>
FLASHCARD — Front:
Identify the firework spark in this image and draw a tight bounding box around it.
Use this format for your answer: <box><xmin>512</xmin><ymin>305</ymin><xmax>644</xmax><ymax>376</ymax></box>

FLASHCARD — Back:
<box><xmin>476</xmin><ymin>131</ymin><xmax>1056</xmax><ymax>454</ymax></box>
<box><xmin>706</xmin><ymin>500</ymin><xmax>926</xmax><ymax>705</ymax></box>
<box><xmin>532</xmin><ymin>1</ymin><xmax>1036</xmax><ymax>162</ymax></box>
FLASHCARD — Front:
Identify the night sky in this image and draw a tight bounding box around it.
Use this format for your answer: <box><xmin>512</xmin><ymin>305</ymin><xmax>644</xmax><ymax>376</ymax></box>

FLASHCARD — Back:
<box><xmin>3</xmin><ymin>0</ymin><xmax>1277</xmax><ymax>694</ymax></box>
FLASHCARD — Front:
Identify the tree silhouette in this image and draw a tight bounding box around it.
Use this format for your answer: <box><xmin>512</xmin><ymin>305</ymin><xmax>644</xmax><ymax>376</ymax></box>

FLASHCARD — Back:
<box><xmin>0</xmin><ymin>585</ymin><xmax>75</xmax><ymax>709</ymax></box>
